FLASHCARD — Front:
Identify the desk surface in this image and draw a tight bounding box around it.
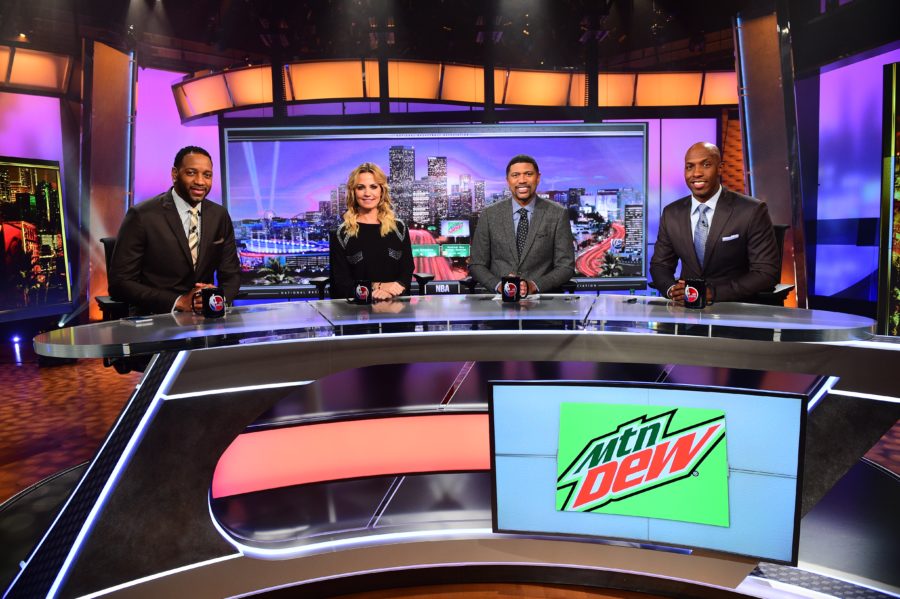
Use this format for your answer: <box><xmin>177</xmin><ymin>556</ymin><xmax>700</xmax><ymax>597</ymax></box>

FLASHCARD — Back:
<box><xmin>33</xmin><ymin>294</ymin><xmax>876</xmax><ymax>359</ymax></box>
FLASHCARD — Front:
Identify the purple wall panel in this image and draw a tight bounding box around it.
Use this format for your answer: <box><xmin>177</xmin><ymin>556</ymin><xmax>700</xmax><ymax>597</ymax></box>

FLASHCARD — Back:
<box><xmin>134</xmin><ymin>68</ymin><xmax>221</xmax><ymax>204</ymax></box>
<box><xmin>814</xmin><ymin>46</ymin><xmax>900</xmax><ymax>298</ymax></box>
<box><xmin>611</xmin><ymin>117</ymin><xmax>716</xmax><ymax>272</ymax></box>
<box><xmin>817</xmin><ymin>48</ymin><xmax>900</xmax><ymax>221</ymax></box>
<box><xmin>0</xmin><ymin>92</ymin><xmax>63</xmax><ymax>163</ymax></box>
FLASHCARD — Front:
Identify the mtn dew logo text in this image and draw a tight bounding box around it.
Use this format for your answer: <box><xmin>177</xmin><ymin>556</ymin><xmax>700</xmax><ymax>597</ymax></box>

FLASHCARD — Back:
<box><xmin>556</xmin><ymin>403</ymin><xmax>730</xmax><ymax>527</ymax></box>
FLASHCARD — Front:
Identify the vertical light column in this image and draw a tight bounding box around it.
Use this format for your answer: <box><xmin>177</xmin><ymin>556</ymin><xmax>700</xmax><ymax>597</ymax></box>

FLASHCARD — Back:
<box><xmin>734</xmin><ymin>9</ymin><xmax>807</xmax><ymax>306</ymax></box>
<box><xmin>82</xmin><ymin>41</ymin><xmax>133</xmax><ymax>320</ymax></box>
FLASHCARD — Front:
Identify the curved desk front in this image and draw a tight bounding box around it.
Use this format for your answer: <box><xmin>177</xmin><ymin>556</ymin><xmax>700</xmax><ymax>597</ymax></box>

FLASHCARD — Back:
<box><xmin>10</xmin><ymin>295</ymin><xmax>897</xmax><ymax>599</ymax></box>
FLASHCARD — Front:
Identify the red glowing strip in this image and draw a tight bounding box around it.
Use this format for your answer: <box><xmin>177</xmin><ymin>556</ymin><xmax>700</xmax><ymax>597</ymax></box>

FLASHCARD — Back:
<box><xmin>211</xmin><ymin>414</ymin><xmax>489</xmax><ymax>499</ymax></box>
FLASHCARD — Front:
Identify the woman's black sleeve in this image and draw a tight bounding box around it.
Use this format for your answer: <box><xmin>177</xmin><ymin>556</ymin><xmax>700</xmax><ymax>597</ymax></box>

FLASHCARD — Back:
<box><xmin>329</xmin><ymin>229</ymin><xmax>354</xmax><ymax>299</ymax></box>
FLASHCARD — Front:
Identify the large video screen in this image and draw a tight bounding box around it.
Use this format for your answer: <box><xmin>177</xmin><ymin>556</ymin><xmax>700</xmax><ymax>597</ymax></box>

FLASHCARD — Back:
<box><xmin>491</xmin><ymin>382</ymin><xmax>805</xmax><ymax>564</ymax></box>
<box><xmin>224</xmin><ymin>124</ymin><xmax>648</xmax><ymax>290</ymax></box>
<box><xmin>879</xmin><ymin>61</ymin><xmax>900</xmax><ymax>335</ymax></box>
<box><xmin>0</xmin><ymin>157</ymin><xmax>72</xmax><ymax>322</ymax></box>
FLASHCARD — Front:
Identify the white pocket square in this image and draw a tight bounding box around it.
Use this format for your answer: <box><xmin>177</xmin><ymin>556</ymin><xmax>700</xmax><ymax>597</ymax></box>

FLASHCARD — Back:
<box><xmin>722</xmin><ymin>234</ymin><xmax>739</xmax><ymax>242</ymax></box>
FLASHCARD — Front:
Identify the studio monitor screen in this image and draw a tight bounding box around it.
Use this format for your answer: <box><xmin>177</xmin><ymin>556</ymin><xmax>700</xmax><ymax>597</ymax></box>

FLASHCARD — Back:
<box><xmin>0</xmin><ymin>156</ymin><xmax>72</xmax><ymax>322</ymax></box>
<box><xmin>491</xmin><ymin>382</ymin><xmax>806</xmax><ymax>564</ymax></box>
<box><xmin>223</xmin><ymin>123</ymin><xmax>648</xmax><ymax>291</ymax></box>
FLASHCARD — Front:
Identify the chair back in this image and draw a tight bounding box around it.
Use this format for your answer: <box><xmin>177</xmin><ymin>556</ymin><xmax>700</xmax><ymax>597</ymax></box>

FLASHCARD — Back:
<box><xmin>100</xmin><ymin>237</ymin><xmax>117</xmax><ymax>274</ymax></box>
<box><xmin>772</xmin><ymin>224</ymin><xmax>789</xmax><ymax>264</ymax></box>
<box><xmin>747</xmin><ymin>224</ymin><xmax>793</xmax><ymax>306</ymax></box>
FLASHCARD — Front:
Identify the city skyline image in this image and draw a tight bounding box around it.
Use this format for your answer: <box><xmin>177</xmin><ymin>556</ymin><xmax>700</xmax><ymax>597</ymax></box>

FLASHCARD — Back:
<box><xmin>226</xmin><ymin>134</ymin><xmax>645</xmax><ymax>220</ymax></box>
<box><xmin>224</xmin><ymin>127</ymin><xmax>647</xmax><ymax>284</ymax></box>
<box><xmin>0</xmin><ymin>158</ymin><xmax>71</xmax><ymax>314</ymax></box>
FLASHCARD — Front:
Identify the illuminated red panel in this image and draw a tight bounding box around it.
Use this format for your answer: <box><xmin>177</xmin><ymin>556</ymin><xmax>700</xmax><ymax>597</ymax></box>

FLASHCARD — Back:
<box><xmin>8</xmin><ymin>47</ymin><xmax>71</xmax><ymax>91</ymax></box>
<box><xmin>635</xmin><ymin>72</ymin><xmax>703</xmax><ymax>106</ymax></box>
<box><xmin>504</xmin><ymin>69</ymin><xmax>570</xmax><ymax>106</ymax></box>
<box><xmin>286</xmin><ymin>60</ymin><xmax>365</xmax><ymax>100</ymax></box>
<box><xmin>0</xmin><ymin>46</ymin><xmax>10</xmax><ymax>82</ymax></box>
<box><xmin>388</xmin><ymin>61</ymin><xmax>441</xmax><ymax>99</ymax></box>
<box><xmin>598</xmin><ymin>73</ymin><xmax>635</xmax><ymax>107</ymax></box>
<box><xmin>442</xmin><ymin>64</ymin><xmax>484</xmax><ymax>103</ymax></box>
<box><xmin>701</xmin><ymin>71</ymin><xmax>738</xmax><ymax>105</ymax></box>
<box><xmin>224</xmin><ymin>65</ymin><xmax>273</xmax><ymax>106</ymax></box>
<box><xmin>212</xmin><ymin>414</ymin><xmax>490</xmax><ymax>499</ymax></box>
<box><xmin>568</xmin><ymin>73</ymin><xmax>587</xmax><ymax>107</ymax></box>
<box><xmin>173</xmin><ymin>84</ymin><xmax>192</xmax><ymax>120</ymax></box>
<box><xmin>493</xmin><ymin>69</ymin><xmax>508</xmax><ymax>104</ymax></box>
<box><xmin>180</xmin><ymin>74</ymin><xmax>232</xmax><ymax>115</ymax></box>
<box><xmin>364</xmin><ymin>60</ymin><xmax>380</xmax><ymax>98</ymax></box>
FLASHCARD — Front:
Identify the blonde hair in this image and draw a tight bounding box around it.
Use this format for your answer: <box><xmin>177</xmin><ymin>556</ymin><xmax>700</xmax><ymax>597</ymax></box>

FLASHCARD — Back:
<box><xmin>340</xmin><ymin>162</ymin><xmax>398</xmax><ymax>237</ymax></box>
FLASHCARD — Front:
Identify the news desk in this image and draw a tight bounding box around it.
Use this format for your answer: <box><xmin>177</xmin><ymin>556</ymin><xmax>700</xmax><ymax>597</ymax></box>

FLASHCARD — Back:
<box><xmin>12</xmin><ymin>295</ymin><xmax>897</xmax><ymax>599</ymax></box>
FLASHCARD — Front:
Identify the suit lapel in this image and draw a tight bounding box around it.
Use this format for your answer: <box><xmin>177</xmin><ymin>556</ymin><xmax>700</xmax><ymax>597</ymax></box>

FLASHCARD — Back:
<box><xmin>499</xmin><ymin>199</ymin><xmax>516</xmax><ymax>262</ymax></box>
<box><xmin>195</xmin><ymin>200</ymin><xmax>215</xmax><ymax>274</ymax></box>
<box><xmin>673</xmin><ymin>198</ymin><xmax>701</xmax><ymax>273</ymax></box>
<box><xmin>162</xmin><ymin>191</ymin><xmax>194</xmax><ymax>269</ymax></box>
<box><xmin>703</xmin><ymin>189</ymin><xmax>733</xmax><ymax>271</ymax></box>
<box><xmin>517</xmin><ymin>197</ymin><xmax>544</xmax><ymax>266</ymax></box>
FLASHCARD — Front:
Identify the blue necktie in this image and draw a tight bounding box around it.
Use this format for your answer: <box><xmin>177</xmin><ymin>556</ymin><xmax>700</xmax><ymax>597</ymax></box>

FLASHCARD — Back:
<box><xmin>694</xmin><ymin>204</ymin><xmax>710</xmax><ymax>267</ymax></box>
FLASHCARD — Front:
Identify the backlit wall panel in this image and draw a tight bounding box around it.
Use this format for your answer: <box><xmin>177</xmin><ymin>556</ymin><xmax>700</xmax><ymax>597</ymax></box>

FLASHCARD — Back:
<box><xmin>179</xmin><ymin>74</ymin><xmax>232</xmax><ymax>117</ymax></box>
<box><xmin>224</xmin><ymin>66</ymin><xmax>273</xmax><ymax>107</ymax></box>
<box><xmin>364</xmin><ymin>60</ymin><xmax>380</xmax><ymax>98</ymax></box>
<box><xmin>286</xmin><ymin>61</ymin><xmax>366</xmax><ymax>100</ymax></box>
<box><xmin>5</xmin><ymin>47</ymin><xmax>71</xmax><ymax>91</ymax></box>
<box><xmin>568</xmin><ymin>73</ymin><xmax>587</xmax><ymax>107</ymax></box>
<box><xmin>599</xmin><ymin>73</ymin><xmax>636</xmax><ymax>107</ymax></box>
<box><xmin>701</xmin><ymin>72</ymin><xmax>739</xmax><ymax>105</ymax></box>
<box><xmin>0</xmin><ymin>92</ymin><xmax>64</xmax><ymax>162</ymax></box>
<box><xmin>636</xmin><ymin>73</ymin><xmax>703</xmax><ymax>106</ymax></box>
<box><xmin>503</xmin><ymin>70</ymin><xmax>571</xmax><ymax>106</ymax></box>
<box><xmin>609</xmin><ymin>118</ymin><xmax>717</xmax><ymax>269</ymax></box>
<box><xmin>814</xmin><ymin>46</ymin><xmax>900</xmax><ymax>300</ymax></box>
<box><xmin>387</xmin><ymin>61</ymin><xmax>441</xmax><ymax>100</ymax></box>
<box><xmin>134</xmin><ymin>68</ymin><xmax>220</xmax><ymax>205</ymax></box>
<box><xmin>0</xmin><ymin>47</ymin><xmax>11</xmax><ymax>83</ymax></box>
<box><xmin>442</xmin><ymin>64</ymin><xmax>484</xmax><ymax>104</ymax></box>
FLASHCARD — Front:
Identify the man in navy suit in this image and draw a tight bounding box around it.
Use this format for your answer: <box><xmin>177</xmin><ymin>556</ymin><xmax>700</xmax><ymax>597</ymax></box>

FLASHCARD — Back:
<box><xmin>109</xmin><ymin>146</ymin><xmax>240</xmax><ymax>315</ymax></box>
<box><xmin>650</xmin><ymin>142</ymin><xmax>780</xmax><ymax>304</ymax></box>
<box><xmin>469</xmin><ymin>155</ymin><xmax>575</xmax><ymax>294</ymax></box>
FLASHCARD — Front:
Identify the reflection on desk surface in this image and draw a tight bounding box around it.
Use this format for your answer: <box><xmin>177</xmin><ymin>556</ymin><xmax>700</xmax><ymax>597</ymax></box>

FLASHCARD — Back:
<box><xmin>33</xmin><ymin>294</ymin><xmax>877</xmax><ymax>359</ymax></box>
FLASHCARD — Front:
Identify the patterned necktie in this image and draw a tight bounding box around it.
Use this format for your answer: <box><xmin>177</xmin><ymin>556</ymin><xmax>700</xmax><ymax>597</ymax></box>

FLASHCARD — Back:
<box><xmin>188</xmin><ymin>206</ymin><xmax>200</xmax><ymax>267</ymax></box>
<box><xmin>516</xmin><ymin>207</ymin><xmax>529</xmax><ymax>258</ymax></box>
<box><xmin>694</xmin><ymin>204</ymin><xmax>710</xmax><ymax>267</ymax></box>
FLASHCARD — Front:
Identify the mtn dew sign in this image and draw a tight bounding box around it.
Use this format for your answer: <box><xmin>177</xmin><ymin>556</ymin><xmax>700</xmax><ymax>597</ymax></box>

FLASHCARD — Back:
<box><xmin>556</xmin><ymin>403</ymin><xmax>729</xmax><ymax>527</ymax></box>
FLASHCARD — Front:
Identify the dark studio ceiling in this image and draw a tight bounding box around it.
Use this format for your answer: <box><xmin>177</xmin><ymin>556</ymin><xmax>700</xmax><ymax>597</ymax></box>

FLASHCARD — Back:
<box><xmin>0</xmin><ymin>0</ymin><xmax>751</xmax><ymax>74</ymax></box>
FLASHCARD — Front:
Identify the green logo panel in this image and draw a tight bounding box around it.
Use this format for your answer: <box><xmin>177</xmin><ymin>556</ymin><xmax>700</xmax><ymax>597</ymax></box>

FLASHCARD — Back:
<box><xmin>556</xmin><ymin>402</ymin><xmax>729</xmax><ymax>527</ymax></box>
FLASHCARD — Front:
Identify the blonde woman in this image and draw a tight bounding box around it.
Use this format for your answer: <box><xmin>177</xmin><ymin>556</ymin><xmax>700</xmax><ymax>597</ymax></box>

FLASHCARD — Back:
<box><xmin>329</xmin><ymin>163</ymin><xmax>413</xmax><ymax>300</ymax></box>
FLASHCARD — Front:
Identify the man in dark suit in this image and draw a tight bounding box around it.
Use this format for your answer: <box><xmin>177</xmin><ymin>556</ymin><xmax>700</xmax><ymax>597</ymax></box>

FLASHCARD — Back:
<box><xmin>650</xmin><ymin>142</ymin><xmax>780</xmax><ymax>304</ymax></box>
<box><xmin>470</xmin><ymin>155</ymin><xmax>575</xmax><ymax>294</ymax></box>
<box><xmin>109</xmin><ymin>146</ymin><xmax>240</xmax><ymax>315</ymax></box>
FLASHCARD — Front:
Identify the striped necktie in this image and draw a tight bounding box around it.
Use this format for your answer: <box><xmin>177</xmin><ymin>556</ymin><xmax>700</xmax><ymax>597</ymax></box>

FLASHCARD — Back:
<box><xmin>188</xmin><ymin>206</ymin><xmax>200</xmax><ymax>267</ymax></box>
<box><xmin>694</xmin><ymin>204</ymin><xmax>710</xmax><ymax>267</ymax></box>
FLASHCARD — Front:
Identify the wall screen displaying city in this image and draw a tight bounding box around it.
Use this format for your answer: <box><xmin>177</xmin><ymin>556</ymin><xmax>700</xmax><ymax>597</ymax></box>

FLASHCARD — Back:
<box><xmin>223</xmin><ymin>124</ymin><xmax>648</xmax><ymax>290</ymax></box>
<box><xmin>0</xmin><ymin>157</ymin><xmax>72</xmax><ymax>322</ymax></box>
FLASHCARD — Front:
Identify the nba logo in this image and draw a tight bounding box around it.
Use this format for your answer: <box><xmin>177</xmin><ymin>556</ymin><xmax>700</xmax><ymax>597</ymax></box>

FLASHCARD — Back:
<box><xmin>503</xmin><ymin>281</ymin><xmax>518</xmax><ymax>299</ymax></box>
<box><xmin>684</xmin><ymin>285</ymin><xmax>699</xmax><ymax>303</ymax></box>
<box><xmin>208</xmin><ymin>294</ymin><xmax>225</xmax><ymax>313</ymax></box>
<box><xmin>355</xmin><ymin>284</ymin><xmax>369</xmax><ymax>302</ymax></box>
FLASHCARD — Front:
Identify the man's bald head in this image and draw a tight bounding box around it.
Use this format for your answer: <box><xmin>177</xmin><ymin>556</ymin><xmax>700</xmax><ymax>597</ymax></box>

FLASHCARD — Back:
<box><xmin>685</xmin><ymin>142</ymin><xmax>721</xmax><ymax>163</ymax></box>
<box><xmin>684</xmin><ymin>142</ymin><xmax>722</xmax><ymax>202</ymax></box>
